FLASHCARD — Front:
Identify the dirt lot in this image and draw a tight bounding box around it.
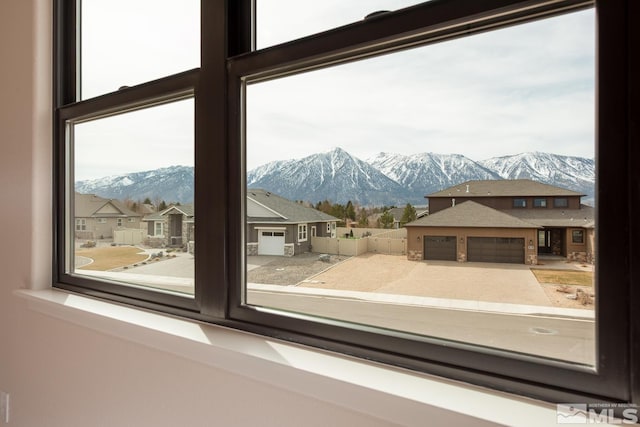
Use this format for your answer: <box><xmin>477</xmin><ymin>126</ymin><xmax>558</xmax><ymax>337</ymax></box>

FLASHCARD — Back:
<box><xmin>247</xmin><ymin>253</ymin><xmax>349</xmax><ymax>285</ymax></box>
<box><xmin>247</xmin><ymin>253</ymin><xmax>594</xmax><ymax>309</ymax></box>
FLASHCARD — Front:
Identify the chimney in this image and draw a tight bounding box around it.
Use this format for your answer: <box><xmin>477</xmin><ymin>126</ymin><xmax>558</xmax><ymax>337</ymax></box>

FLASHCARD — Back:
<box><xmin>466</xmin><ymin>185</ymin><xmax>470</xmax><ymax>193</ymax></box>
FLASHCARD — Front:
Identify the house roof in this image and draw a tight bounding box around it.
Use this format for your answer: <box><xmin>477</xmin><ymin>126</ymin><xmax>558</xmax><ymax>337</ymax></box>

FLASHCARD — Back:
<box><xmin>506</xmin><ymin>204</ymin><xmax>595</xmax><ymax>228</ymax></box>
<box><xmin>143</xmin><ymin>204</ymin><xmax>194</xmax><ymax>221</ymax></box>
<box><xmin>427</xmin><ymin>179</ymin><xmax>585</xmax><ymax>198</ymax></box>
<box><xmin>247</xmin><ymin>189</ymin><xmax>339</xmax><ymax>224</ymax></box>
<box><xmin>75</xmin><ymin>193</ymin><xmax>139</xmax><ymax>218</ymax></box>
<box><xmin>405</xmin><ymin>201</ymin><xmax>541</xmax><ymax>229</ymax></box>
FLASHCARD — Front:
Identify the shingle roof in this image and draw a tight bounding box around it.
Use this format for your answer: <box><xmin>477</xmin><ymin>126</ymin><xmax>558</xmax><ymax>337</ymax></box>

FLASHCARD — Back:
<box><xmin>506</xmin><ymin>204</ymin><xmax>595</xmax><ymax>228</ymax></box>
<box><xmin>247</xmin><ymin>189</ymin><xmax>339</xmax><ymax>224</ymax></box>
<box><xmin>75</xmin><ymin>193</ymin><xmax>139</xmax><ymax>218</ymax></box>
<box><xmin>427</xmin><ymin>179</ymin><xmax>585</xmax><ymax>198</ymax></box>
<box><xmin>405</xmin><ymin>201</ymin><xmax>541</xmax><ymax>229</ymax></box>
<box><xmin>143</xmin><ymin>204</ymin><xmax>194</xmax><ymax>221</ymax></box>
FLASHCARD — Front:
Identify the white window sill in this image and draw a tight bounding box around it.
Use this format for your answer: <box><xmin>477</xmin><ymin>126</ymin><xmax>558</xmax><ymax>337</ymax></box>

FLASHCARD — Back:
<box><xmin>16</xmin><ymin>288</ymin><xmax>562</xmax><ymax>426</ymax></box>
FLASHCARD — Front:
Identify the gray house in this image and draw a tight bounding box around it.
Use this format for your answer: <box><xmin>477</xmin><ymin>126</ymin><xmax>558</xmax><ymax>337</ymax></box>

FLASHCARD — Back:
<box><xmin>142</xmin><ymin>204</ymin><xmax>194</xmax><ymax>248</ymax></box>
<box><xmin>247</xmin><ymin>189</ymin><xmax>339</xmax><ymax>256</ymax></box>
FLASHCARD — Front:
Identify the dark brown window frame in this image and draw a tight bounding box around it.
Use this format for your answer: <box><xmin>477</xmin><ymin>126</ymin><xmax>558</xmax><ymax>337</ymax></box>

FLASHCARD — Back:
<box><xmin>53</xmin><ymin>0</ymin><xmax>640</xmax><ymax>407</ymax></box>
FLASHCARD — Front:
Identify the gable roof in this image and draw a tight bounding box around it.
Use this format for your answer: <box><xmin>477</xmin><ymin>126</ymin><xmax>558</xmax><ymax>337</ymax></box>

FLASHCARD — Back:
<box><xmin>427</xmin><ymin>179</ymin><xmax>585</xmax><ymax>198</ymax></box>
<box><xmin>405</xmin><ymin>201</ymin><xmax>541</xmax><ymax>229</ymax></box>
<box><xmin>247</xmin><ymin>189</ymin><xmax>339</xmax><ymax>224</ymax></box>
<box><xmin>143</xmin><ymin>204</ymin><xmax>194</xmax><ymax>221</ymax></box>
<box><xmin>75</xmin><ymin>193</ymin><xmax>139</xmax><ymax>218</ymax></box>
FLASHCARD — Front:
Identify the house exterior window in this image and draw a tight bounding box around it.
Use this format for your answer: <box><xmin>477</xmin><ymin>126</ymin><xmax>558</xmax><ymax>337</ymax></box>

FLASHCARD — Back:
<box><xmin>327</xmin><ymin>223</ymin><xmax>331</xmax><ymax>234</ymax></box>
<box><xmin>534</xmin><ymin>198</ymin><xmax>547</xmax><ymax>208</ymax></box>
<box><xmin>572</xmin><ymin>229</ymin><xmax>585</xmax><ymax>244</ymax></box>
<box><xmin>298</xmin><ymin>224</ymin><xmax>308</xmax><ymax>242</ymax></box>
<box><xmin>554</xmin><ymin>197</ymin><xmax>568</xmax><ymax>208</ymax></box>
<box><xmin>75</xmin><ymin>219</ymin><xmax>86</xmax><ymax>231</ymax></box>
<box><xmin>97</xmin><ymin>218</ymin><xmax>107</xmax><ymax>223</ymax></box>
<box><xmin>513</xmin><ymin>198</ymin><xmax>527</xmax><ymax>208</ymax></box>
<box><xmin>128</xmin><ymin>218</ymin><xmax>135</xmax><ymax>223</ymax></box>
<box><xmin>117</xmin><ymin>218</ymin><xmax>123</xmax><ymax>227</ymax></box>
<box><xmin>154</xmin><ymin>222</ymin><xmax>164</xmax><ymax>237</ymax></box>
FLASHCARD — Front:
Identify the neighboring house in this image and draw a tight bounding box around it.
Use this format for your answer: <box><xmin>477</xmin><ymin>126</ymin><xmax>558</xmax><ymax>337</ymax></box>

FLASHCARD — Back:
<box><xmin>247</xmin><ymin>189</ymin><xmax>339</xmax><ymax>256</ymax></box>
<box><xmin>142</xmin><ymin>204</ymin><xmax>194</xmax><ymax>248</ymax></box>
<box><xmin>386</xmin><ymin>207</ymin><xmax>428</xmax><ymax>228</ymax></box>
<box><xmin>405</xmin><ymin>180</ymin><xmax>595</xmax><ymax>265</ymax></box>
<box><xmin>74</xmin><ymin>193</ymin><xmax>141</xmax><ymax>240</ymax></box>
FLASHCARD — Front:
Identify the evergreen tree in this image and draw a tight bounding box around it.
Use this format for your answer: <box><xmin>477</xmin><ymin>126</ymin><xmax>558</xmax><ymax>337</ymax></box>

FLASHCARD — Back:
<box><xmin>400</xmin><ymin>203</ymin><xmax>417</xmax><ymax>226</ymax></box>
<box><xmin>378</xmin><ymin>210</ymin><xmax>395</xmax><ymax>229</ymax></box>
<box><xmin>345</xmin><ymin>201</ymin><xmax>356</xmax><ymax>222</ymax></box>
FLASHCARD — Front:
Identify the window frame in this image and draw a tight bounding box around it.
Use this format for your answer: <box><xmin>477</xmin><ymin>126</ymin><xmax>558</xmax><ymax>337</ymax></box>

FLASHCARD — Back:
<box><xmin>297</xmin><ymin>224</ymin><xmax>308</xmax><ymax>242</ymax></box>
<box><xmin>53</xmin><ymin>0</ymin><xmax>639</xmax><ymax>407</ymax></box>
<box><xmin>554</xmin><ymin>197</ymin><xmax>569</xmax><ymax>208</ymax></box>
<box><xmin>513</xmin><ymin>198</ymin><xmax>527</xmax><ymax>208</ymax></box>
<box><xmin>534</xmin><ymin>197</ymin><xmax>547</xmax><ymax>208</ymax></box>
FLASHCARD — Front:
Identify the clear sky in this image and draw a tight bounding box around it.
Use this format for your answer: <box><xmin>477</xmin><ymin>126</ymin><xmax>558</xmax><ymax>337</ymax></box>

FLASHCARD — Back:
<box><xmin>75</xmin><ymin>1</ymin><xmax>595</xmax><ymax>180</ymax></box>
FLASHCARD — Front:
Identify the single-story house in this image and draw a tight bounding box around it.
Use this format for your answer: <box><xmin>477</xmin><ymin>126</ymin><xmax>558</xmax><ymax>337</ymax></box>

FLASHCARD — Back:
<box><xmin>405</xmin><ymin>180</ymin><xmax>595</xmax><ymax>265</ymax></box>
<box><xmin>247</xmin><ymin>189</ymin><xmax>339</xmax><ymax>256</ymax></box>
<box><xmin>74</xmin><ymin>193</ymin><xmax>141</xmax><ymax>240</ymax></box>
<box><xmin>142</xmin><ymin>204</ymin><xmax>194</xmax><ymax>248</ymax></box>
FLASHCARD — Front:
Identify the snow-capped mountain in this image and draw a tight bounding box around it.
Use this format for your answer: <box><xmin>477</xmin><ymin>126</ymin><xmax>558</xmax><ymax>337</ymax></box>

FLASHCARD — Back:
<box><xmin>75</xmin><ymin>165</ymin><xmax>194</xmax><ymax>204</ymax></box>
<box><xmin>368</xmin><ymin>152</ymin><xmax>501</xmax><ymax>198</ymax></box>
<box><xmin>74</xmin><ymin>150</ymin><xmax>595</xmax><ymax>207</ymax></box>
<box><xmin>478</xmin><ymin>152</ymin><xmax>595</xmax><ymax>204</ymax></box>
<box><xmin>247</xmin><ymin>147</ymin><xmax>413</xmax><ymax>205</ymax></box>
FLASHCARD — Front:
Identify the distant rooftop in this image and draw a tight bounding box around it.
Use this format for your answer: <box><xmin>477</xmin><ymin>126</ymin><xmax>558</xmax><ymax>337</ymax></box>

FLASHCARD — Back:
<box><xmin>427</xmin><ymin>179</ymin><xmax>585</xmax><ymax>198</ymax></box>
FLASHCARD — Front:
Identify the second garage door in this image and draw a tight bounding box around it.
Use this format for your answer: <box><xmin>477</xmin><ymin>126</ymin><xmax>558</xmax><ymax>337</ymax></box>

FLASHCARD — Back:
<box><xmin>467</xmin><ymin>237</ymin><xmax>524</xmax><ymax>264</ymax></box>
<box><xmin>424</xmin><ymin>236</ymin><xmax>457</xmax><ymax>261</ymax></box>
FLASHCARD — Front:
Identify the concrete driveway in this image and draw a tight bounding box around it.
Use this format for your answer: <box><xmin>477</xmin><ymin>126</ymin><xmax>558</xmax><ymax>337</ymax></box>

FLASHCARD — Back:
<box><xmin>300</xmin><ymin>253</ymin><xmax>551</xmax><ymax>306</ymax></box>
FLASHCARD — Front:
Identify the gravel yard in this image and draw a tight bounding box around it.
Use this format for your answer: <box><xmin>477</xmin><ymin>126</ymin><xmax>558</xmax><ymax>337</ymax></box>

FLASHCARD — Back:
<box><xmin>247</xmin><ymin>253</ymin><xmax>349</xmax><ymax>285</ymax></box>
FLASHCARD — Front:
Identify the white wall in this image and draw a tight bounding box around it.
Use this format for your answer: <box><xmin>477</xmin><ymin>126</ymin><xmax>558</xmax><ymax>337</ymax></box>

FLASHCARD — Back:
<box><xmin>0</xmin><ymin>1</ymin><xmax>554</xmax><ymax>426</ymax></box>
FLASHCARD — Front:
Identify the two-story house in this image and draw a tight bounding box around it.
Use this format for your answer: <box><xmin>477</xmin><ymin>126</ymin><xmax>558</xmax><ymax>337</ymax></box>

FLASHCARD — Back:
<box><xmin>405</xmin><ymin>179</ymin><xmax>594</xmax><ymax>265</ymax></box>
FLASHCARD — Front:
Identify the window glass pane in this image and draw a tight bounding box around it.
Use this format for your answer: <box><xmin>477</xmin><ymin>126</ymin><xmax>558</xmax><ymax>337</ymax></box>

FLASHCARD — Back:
<box><xmin>69</xmin><ymin>98</ymin><xmax>194</xmax><ymax>296</ymax></box>
<box><xmin>256</xmin><ymin>1</ymin><xmax>430</xmax><ymax>49</ymax></box>
<box><xmin>80</xmin><ymin>0</ymin><xmax>200</xmax><ymax>99</ymax></box>
<box><xmin>245</xmin><ymin>10</ymin><xmax>595</xmax><ymax>365</ymax></box>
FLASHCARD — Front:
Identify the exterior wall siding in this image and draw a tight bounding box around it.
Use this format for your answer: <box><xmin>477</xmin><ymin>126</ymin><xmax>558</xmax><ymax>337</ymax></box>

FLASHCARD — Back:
<box><xmin>429</xmin><ymin>196</ymin><xmax>582</xmax><ymax>215</ymax></box>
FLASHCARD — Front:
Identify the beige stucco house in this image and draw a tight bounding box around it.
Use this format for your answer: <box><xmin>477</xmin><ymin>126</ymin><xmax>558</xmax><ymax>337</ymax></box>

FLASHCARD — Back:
<box><xmin>74</xmin><ymin>193</ymin><xmax>142</xmax><ymax>240</ymax></box>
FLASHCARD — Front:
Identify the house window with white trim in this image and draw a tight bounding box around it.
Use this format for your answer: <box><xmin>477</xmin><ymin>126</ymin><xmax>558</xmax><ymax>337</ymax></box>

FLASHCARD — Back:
<box><xmin>298</xmin><ymin>224</ymin><xmax>308</xmax><ymax>242</ymax></box>
<box><xmin>75</xmin><ymin>219</ymin><xmax>86</xmax><ymax>231</ymax></box>
<box><xmin>154</xmin><ymin>222</ymin><xmax>164</xmax><ymax>237</ymax></box>
<box><xmin>97</xmin><ymin>218</ymin><xmax>107</xmax><ymax>223</ymax></box>
<box><xmin>117</xmin><ymin>218</ymin><xmax>123</xmax><ymax>227</ymax></box>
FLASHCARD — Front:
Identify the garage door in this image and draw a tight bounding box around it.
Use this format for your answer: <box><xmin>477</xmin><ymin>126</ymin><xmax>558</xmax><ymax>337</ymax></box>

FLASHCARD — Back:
<box><xmin>258</xmin><ymin>230</ymin><xmax>285</xmax><ymax>255</ymax></box>
<box><xmin>467</xmin><ymin>237</ymin><xmax>524</xmax><ymax>264</ymax></box>
<box><xmin>424</xmin><ymin>236</ymin><xmax>457</xmax><ymax>261</ymax></box>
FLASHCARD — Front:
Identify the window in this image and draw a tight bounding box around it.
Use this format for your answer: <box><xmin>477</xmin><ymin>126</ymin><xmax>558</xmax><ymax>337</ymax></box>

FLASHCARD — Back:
<box><xmin>54</xmin><ymin>0</ymin><xmax>639</xmax><ymax>408</ymax></box>
<box><xmin>128</xmin><ymin>218</ymin><xmax>135</xmax><ymax>223</ymax></box>
<box><xmin>513</xmin><ymin>198</ymin><xmax>527</xmax><ymax>208</ymax></box>
<box><xmin>75</xmin><ymin>218</ymin><xmax>86</xmax><ymax>231</ymax></box>
<box><xmin>298</xmin><ymin>224</ymin><xmax>308</xmax><ymax>242</ymax></box>
<box><xmin>97</xmin><ymin>218</ymin><xmax>106</xmax><ymax>224</ymax></box>
<box><xmin>534</xmin><ymin>198</ymin><xmax>547</xmax><ymax>208</ymax></box>
<box><xmin>572</xmin><ymin>229</ymin><xmax>585</xmax><ymax>244</ymax></box>
<box><xmin>554</xmin><ymin>197</ymin><xmax>568</xmax><ymax>208</ymax></box>
<box><xmin>116</xmin><ymin>218</ymin><xmax>123</xmax><ymax>227</ymax></box>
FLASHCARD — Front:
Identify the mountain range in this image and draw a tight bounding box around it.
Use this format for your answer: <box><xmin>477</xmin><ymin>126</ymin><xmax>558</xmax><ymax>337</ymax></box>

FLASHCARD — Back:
<box><xmin>75</xmin><ymin>148</ymin><xmax>595</xmax><ymax>206</ymax></box>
